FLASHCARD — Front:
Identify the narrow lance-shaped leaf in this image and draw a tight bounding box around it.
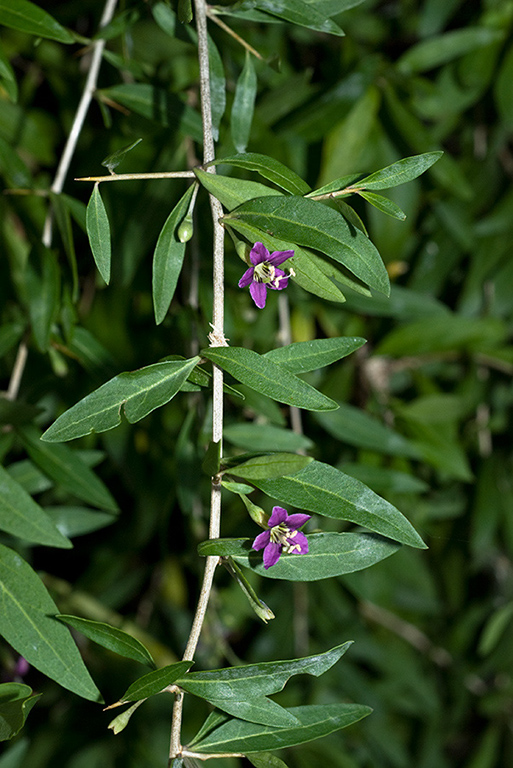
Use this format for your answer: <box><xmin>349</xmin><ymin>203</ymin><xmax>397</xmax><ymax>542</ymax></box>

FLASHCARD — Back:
<box><xmin>208</xmin><ymin>33</ymin><xmax>226</xmax><ymax>141</ymax></box>
<box><xmin>194</xmin><ymin>167</ymin><xmax>277</xmax><ymax>211</ymax></box>
<box><xmin>86</xmin><ymin>183</ymin><xmax>111</xmax><ymax>284</ymax></box>
<box><xmin>179</xmin><ymin>643</ymin><xmax>352</xmax><ymax>697</ymax></box>
<box><xmin>353</xmin><ymin>151</ymin><xmax>444</xmax><ymax>191</ymax></box>
<box><xmin>0</xmin><ymin>683</ymin><xmax>41</xmax><ymax>742</ymax></box>
<box><xmin>359</xmin><ymin>190</ymin><xmax>406</xmax><ymax>220</ymax></box>
<box><xmin>201</xmin><ymin>347</ymin><xmax>337</xmax><ymax>412</ymax></box>
<box><xmin>223</xmin><ymin>195</ymin><xmax>390</xmax><ymax>295</ymax></box>
<box><xmin>41</xmin><ymin>358</ymin><xmax>201</xmax><ymax>443</ymax></box>
<box><xmin>265</xmin><ymin>337</ymin><xmax>366</xmax><ymax>373</ymax></box>
<box><xmin>0</xmin><ymin>544</ymin><xmax>101</xmax><ymax>702</ymax></box>
<box><xmin>56</xmin><ymin>616</ymin><xmax>155</xmax><ymax>668</ymax></box>
<box><xmin>101</xmin><ymin>138</ymin><xmax>142</xmax><ymax>174</ymax></box>
<box><xmin>17</xmin><ymin>426</ymin><xmax>118</xmax><ymax>512</ymax></box>
<box><xmin>248</xmin><ymin>753</ymin><xmax>290</xmax><ymax>768</ymax></box>
<box><xmin>0</xmin><ymin>465</ymin><xmax>71</xmax><ymax>549</ymax></box>
<box><xmin>21</xmin><ymin>245</ymin><xmax>60</xmax><ymax>353</ymax></box>
<box><xmin>225</xmin><ymin>452</ymin><xmax>312</xmax><ymax>480</ymax></box>
<box><xmin>153</xmin><ymin>184</ymin><xmax>196</xmax><ymax>325</ymax></box>
<box><xmin>118</xmin><ymin>661</ymin><xmax>193</xmax><ymax>704</ymax></box>
<box><xmin>231</xmin><ymin>50</ymin><xmax>257</xmax><ymax>153</ymax></box>
<box><xmin>189</xmin><ymin>703</ymin><xmax>371</xmax><ymax>754</ymax></box>
<box><xmin>248</xmin><ymin>0</ymin><xmax>344</xmax><ymax>37</ymax></box>
<box><xmin>199</xmin><ymin>532</ymin><xmax>401</xmax><ymax>580</ymax></box>
<box><xmin>0</xmin><ymin>0</ymin><xmax>75</xmax><ymax>43</ymax></box>
<box><xmin>252</xmin><ymin>460</ymin><xmax>426</xmax><ymax>548</ymax></box>
<box><xmin>211</xmin><ymin>153</ymin><xmax>310</xmax><ymax>195</ymax></box>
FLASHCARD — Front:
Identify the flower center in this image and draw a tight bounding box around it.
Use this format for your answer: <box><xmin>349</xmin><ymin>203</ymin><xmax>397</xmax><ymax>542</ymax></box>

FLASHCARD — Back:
<box><xmin>253</xmin><ymin>261</ymin><xmax>276</xmax><ymax>284</ymax></box>
<box><xmin>269</xmin><ymin>523</ymin><xmax>301</xmax><ymax>553</ymax></box>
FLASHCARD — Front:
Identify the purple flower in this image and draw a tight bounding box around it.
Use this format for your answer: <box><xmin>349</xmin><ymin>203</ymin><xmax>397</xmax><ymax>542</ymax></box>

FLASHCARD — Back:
<box><xmin>238</xmin><ymin>242</ymin><xmax>295</xmax><ymax>309</ymax></box>
<box><xmin>252</xmin><ymin>506</ymin><xmax>310</xmax><ymax>569</ymax></box>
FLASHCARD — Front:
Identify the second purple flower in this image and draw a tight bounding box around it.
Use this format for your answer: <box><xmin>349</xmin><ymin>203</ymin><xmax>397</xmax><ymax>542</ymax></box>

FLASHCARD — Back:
<box><xmin>238</xmin><ymin>242</ymin><xmax>295</xmax><ymax>309</ymax></box>
<box><xmin>252</xmin><ymin>506</ymin><xmax>310</xmax><ymax>569</ymax></box>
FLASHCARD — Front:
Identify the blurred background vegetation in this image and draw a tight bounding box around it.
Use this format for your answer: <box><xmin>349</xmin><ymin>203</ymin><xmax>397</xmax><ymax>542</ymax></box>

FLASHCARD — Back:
<box><xmin>1</xmin><ymin>0</ymin><xmax>513</xmax><ymax>766</ymax></box>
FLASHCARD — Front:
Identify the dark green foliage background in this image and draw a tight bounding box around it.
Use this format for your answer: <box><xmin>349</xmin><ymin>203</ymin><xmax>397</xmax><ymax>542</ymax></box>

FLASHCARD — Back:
<box><xmin>1</xmin><ymin>0</ymin><xmax>512</xmax><ymax>766</ymax></box>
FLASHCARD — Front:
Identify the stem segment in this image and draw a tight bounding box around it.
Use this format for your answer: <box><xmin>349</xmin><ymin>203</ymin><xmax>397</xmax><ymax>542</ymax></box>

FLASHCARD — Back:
<box><xmin>169</xmin><ymin>0</ymin><xmax>225</xmax><ymax>760</ymax></box>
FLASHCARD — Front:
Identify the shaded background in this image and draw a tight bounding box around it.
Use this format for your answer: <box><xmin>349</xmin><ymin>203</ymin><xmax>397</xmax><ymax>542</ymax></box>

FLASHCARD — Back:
<box><xmin>1</xmin><ymin>0</ymin><xmax>512</xmax><ymax>765</ymax></box>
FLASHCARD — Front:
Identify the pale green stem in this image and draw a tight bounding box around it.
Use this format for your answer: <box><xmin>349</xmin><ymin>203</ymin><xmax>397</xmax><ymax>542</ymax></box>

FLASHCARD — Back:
<box><xmin>169</xmin><ymin>0</ymin><xmax>225</xmax><ymax>760</ymax></box>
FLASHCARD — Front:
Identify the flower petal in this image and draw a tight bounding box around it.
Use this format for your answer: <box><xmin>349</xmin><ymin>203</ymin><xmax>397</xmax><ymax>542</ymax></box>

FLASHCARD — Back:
<box><xmin>252</xmin><ymin>531</ymin><xmax>271</xmax><ymax>551</ymax></box>
<box><xmin>268</xmin><ymin>249</ymin><xmax>294</xmax><ymax>267</ymax></box>
<box><xmin>263</xmin><ymin>542</ymin><xmax>282</xmax><ymax>569</ymax></box>
<box><xmin>286</xmin><ymin>513</ymin><xmax>311</xmax><ymax>531</ymax></box>
<box><xmin>238</xmin><ymin>267</ymin><xmax>255</xmax><ymax>288</ymax></box>
<box><xmin>291</xmin><ymin>531</ymin><xmax>309</xmax><ymax>554</ymax></box>
<box><xmin>250</xmin><ymin>242</ymin><xmax>270</xmax><ymax>265</ymax></box>
<box><xmin>268</xmin><ymin>506</ymin><xmax>288</xmax><ymax>527</ymax></box>
<box><xmin>250</xmin><ymin>281</ymin><xmax>267</xmax><ymax>309</ymax></box>
<box><xmin>269</xmin><ymin>270</ymin><xmax>290</xmax><ymax>291</ymax></box>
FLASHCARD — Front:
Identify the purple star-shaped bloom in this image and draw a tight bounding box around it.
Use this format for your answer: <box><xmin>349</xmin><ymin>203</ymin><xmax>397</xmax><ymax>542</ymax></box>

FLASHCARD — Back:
<box><xmin>238</xmin><ymin>242</ymin><xmax>295</xmax><ymax>309</ymax></box>
<box><xmin>252</xmin><ymin>506</ymin><xmax>310</xmax><ymax>569</ymax></box>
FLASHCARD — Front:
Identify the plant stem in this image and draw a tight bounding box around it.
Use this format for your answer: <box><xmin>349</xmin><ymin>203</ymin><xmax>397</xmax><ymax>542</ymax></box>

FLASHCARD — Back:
<box><xmin>75</xmin><ymin>171</ymin><xmax>196</xmax><ymax>183</ymax></box>
<box><xmin>169</xmin><ymin>0</ymin><xmax>225</xmax><ymax>760</ymax></box>
<box><xmin>42</xmin><ymin>0</ymin><xmax>119</xmax><ymax>248</ymax></box>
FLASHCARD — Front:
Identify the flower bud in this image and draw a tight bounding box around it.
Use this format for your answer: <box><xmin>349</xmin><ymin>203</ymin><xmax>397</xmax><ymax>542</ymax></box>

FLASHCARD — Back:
<box><xmin>177</xmin><ymin>215</ymin><xmax>194</xmax><ymax>243</ymax></box>
<box><xmin>239</xmin><ymin>494</ymin><xmax>269</xmax><ymax>528</ymax></box>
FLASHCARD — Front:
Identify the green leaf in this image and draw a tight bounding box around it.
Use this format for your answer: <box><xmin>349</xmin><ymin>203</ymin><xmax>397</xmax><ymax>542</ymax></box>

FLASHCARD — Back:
<box><xmin>358</xmin><ymin>191</ymin><xmax>406</xmax><ymax>220</ymax></box>
<box><xmin>0</xmin><ymin>465</ymin><xmax>71</xmax><ymax>549</ymax></box>
<box><xmin>307</xmin><ymin>174</ymin><xmax>362</xmax><ymax>198</ymax></box>
<box><xmin>208</xmin><ymin>34</ymin><xmax>226</xmax><ymax>141</ymax></box>
<box><xmin>178</xmin><ymin>0</ymin><xmax>193</xmax><ymax>23</ymax></box>
<box><xmin>86</xmin><ymin>183</ymin><xmax>111</xmax><ymax>284</ymax></box>
<box><xmin>314</xmin><ymin>402</ymin><xmax>421</xmax><ymax>458</ymax></box>
<box><xmin>178</xmin><ymin>643</ymin><xmax>351</xmax><ymax>727</ymax></box>
<box><xmin>0</xmin><ymin>0</ymin><xmax>74</xmax><ymax>43</ymax></box>
<box><xmin>248</xmin><ymin>753</ymin><xmax>290</xmax><ymax>768</ymax></box>
<box><xmin>107</xmin><ymin>701</ymin><xmax>143</xmax><ymax>735</ymax></box>
<box><xmin>376</xmin><ymin>315</ymin><xmax>507</xmax><ymax>357</ymax></box>
<box><xmin>41</xmin><ymin>358</ymin><xmax>201</xmax><ymax>442</ymax></box>
<box><xmin>98</xmin><ymin>84</ymin><xmax>202</xmax><ymax>142</ymax></box>
<box><xmin>0</xmin><ymin>683</ymin><xmax>41</xmax><ymax>742</ymax></box>
<box><xmin>202</xmin><ymin>440</ymin><xmax>222</xmax><ymax>476</ymax></box>
<box><xmin>265</xmin><ymin>337</ymin><xmax>366</xmax><ymax>373</ymax></box>
<box><xmin>189</xmin><ymin>703</ymin><xmax>371</xmax><ymax>753</ymax></box>
<box><xmin>17</xmin><ymin>426</ymin><xmax>118</xmax><ymax>512</ymax></box>
<box><xmin>201</xmin><ymin>347</ymin><xmax>337</xmax><ymax>411</ymax></box>
<box><xmin>223</xmin><ymin>195</ymin><xmax>390</xmax><ymax>295</ymax></box>
<box><xmin>245</xmin><ymin>0</ymin><xmax>344</xmax><ymax>37</ymax></box>
<box><xmin>252</xmin><ymin>460</ymin><xmax>426</xmax><ymax>548</ymax></box>
<box><xmin>225</xmin><ymin>452</ymin><xmax>312</xmax><ymax>480</ymax></box>
<box><xmin>0</xmin><ymin>544</ymin><xmax>101</xmax><ymax>701</ymax></box>
<box><xmin>119</xmin><ymin>662</ymin><xmax>193</xmax><ymax>703</ymax></box>
<box><xmin>101</xmin><ymin>139</ymin><xmax>142</xmax><ymax>174</ymax></box>
<box><xmin>45</xmin><ymin>505</ymin><xmax>116</xmax><ymax>537</ymax></box>
<box><xmin>152</xmin><ymin>185</ymin><xmax>196</xmax><ymax>324</ymax></box>
<box><xmin>199</xmin><ymin>533</ymin><xmax>400</xmax><ymax>580</ymax></box>
<box><xmin>397</xmin><ymin>27</ymin><xmax>503</xmax><ymax>74</ymax></box>
<box><xmin>194</xmin><ymin>167</ymin><xmax>277</xmax><ymax>211</ymax></box>
<box><xmin>0</xmin><ymin>44</ymin><xmax>18</xmax><ymax>102</ymax></box>
<box><xmin>212</xmin><ymin>153</ymin><xmax>310</xmax><ymax>195</ymax></box>
<box><xmin>223</xmin><ymin>424</ymin><xmax>313</xmax><ymax>453</ymax></box>
<box><xmin>231</xmin><ymin>51</ymin><xmax>257</xmax><ymax>153</ymax></box>
<box><xmin>56</xmin><ymin>616</ymin><xmax>155</xmax><ymax>668</ymax></box>
<box><xmin>50</xmin><ymin>193</ymin><xmax>79</xmax><ymax>301</ymax></box>
<box><xmin>20</xmin><ymin>245</ymin><xmax>60</xmax><ymax>353</ymax></box>
<box><xmin>354</xmin><ymin>152</ymin><xmax>444</xmax><ymax>191</ymax></box>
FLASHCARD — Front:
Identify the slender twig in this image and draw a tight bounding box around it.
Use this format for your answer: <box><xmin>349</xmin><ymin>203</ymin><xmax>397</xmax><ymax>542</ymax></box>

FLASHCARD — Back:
<box><xmin>75</xmin><ymin>171</ymin><xmax>196</xmax><ymax>183</ymax></box>
<box><xmin>5</xmin><ymin>341</ymin><xmax>28</xmax><ymax>402</ymax></box>
<box><xmin>181</xmin><ymin>750</ymin><xmax>246</xmax><ymax>760</ymax></box>
<box><xmin>42</xmin><ymin>0</ymin><xmax>119</xmax><ymax>248</ymax></box>
<box><xmin>169</xmin><ymin>0</ymin><xmax>225</xmax><ymax>760</ymax></box>
<box><xmin>6</xmin><ymin>0</ymin><xmax>119</xmax><ymax>403</ymax></box>
<box><xmin>207</xmin><ymin>8</ymin><xmax>264</xmax><ymax>60</ymax></box>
